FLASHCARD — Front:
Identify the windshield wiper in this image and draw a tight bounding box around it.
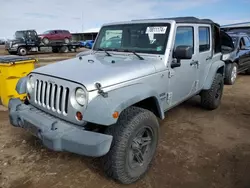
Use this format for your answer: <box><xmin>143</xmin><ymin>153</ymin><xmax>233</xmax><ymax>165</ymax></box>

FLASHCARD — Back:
<box><xmin>117</xmin><ymin>49</ymin><xmax>144</xmax><ymax>60</ymax></box>
<box><xmin>131</xmin><ymin>51</ymin><xmax>144</xmax><ymax>60</ymax></box>
<box><xmin>95</xmin><ymin>48</ymin><xmax>112</xmax><ymax>56</ymax></box>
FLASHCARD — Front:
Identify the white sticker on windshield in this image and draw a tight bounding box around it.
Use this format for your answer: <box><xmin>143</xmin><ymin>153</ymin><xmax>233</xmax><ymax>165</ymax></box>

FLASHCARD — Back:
<box><xmin>146</xmin><ymin>27</ymin><xmax>167</xmax><ymax>34</ymax></box>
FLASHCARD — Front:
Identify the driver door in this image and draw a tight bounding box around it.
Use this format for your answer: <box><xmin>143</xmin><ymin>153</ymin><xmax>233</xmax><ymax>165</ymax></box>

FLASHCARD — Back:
<box><xmin>167</xmin><ymin>25</ymin><xmax>199</xmax><ymax>108</ymax></box>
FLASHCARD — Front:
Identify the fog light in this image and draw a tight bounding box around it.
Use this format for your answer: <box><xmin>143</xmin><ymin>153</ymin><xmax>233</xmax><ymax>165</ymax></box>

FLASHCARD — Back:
<box><xmin>76</xmin><ymin>111</ymin><xmax>83</xmax><ymax>121</ymax></box>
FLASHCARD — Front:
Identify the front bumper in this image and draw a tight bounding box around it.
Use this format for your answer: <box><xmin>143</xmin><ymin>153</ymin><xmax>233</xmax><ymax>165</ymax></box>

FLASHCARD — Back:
<box><xmin>5</xmin><ymin>46</ymin><xmax>18</xmax><ymax>52</ymax></box>
<box><xmin>8</xmin><ymin>98</ymin><xmax>113</xmax><ymax>157</ymax></box>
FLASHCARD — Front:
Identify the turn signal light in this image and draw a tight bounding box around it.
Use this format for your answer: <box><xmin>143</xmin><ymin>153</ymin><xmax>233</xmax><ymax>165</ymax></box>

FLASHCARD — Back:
<box><xmin>112</xmin><ymin>111</ymin><xmax>119</xmax><ymax>119</ymax></box>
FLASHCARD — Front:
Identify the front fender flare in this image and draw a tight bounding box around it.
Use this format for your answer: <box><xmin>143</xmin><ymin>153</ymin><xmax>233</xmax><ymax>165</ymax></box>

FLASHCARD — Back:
<box><xmin>83</xmin><ymin>84</ymin><xmax>164</xmax><ymax>126</ymax></box>
<box><xmin>203</xmin><ymin>60</ymin><xmax>225</xmax><ymax>90</ymax></box>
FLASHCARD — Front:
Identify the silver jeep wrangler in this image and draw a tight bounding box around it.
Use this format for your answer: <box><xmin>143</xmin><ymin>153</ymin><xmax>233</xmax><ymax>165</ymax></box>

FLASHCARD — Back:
<box><xmin>9</xmin><ymin>17</ymin><xmax>234</xmax><ymax>184</ymax></box>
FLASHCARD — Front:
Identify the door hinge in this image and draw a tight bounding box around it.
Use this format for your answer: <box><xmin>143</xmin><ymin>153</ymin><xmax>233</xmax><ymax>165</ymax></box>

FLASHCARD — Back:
<box><xmin>168</xmin><ymin>70</ymin><xmax>174</xmax><ymax>78</ymax></box>
<box><xmin>166</xmin><ymin>92</ymin><xmax>173</xmax><ymax>105</ymax></box>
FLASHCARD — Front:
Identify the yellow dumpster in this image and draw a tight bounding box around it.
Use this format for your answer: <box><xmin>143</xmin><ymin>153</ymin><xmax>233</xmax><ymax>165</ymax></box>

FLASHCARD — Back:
<box><xmin>0</xmin><ymin>56</ymin><xmax>36</xmax><ymax>107</ymax></box>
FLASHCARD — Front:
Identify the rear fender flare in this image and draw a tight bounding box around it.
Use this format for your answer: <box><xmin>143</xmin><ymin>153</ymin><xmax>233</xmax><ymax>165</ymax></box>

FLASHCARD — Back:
<box><xmin>203</xmin><ymin>60</ymin><xmax>225</xmax><ymax>90</ymax></box>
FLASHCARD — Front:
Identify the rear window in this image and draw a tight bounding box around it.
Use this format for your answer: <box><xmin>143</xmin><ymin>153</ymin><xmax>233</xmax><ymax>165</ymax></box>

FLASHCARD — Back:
<box><xmin>199</xmin><ymin>27</ymin><xmax>210</xmax><ymax>52</ymax></box>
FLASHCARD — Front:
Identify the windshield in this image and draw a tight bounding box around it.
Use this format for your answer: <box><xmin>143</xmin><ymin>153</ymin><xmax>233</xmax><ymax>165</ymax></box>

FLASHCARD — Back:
<box><xmin>228</xmin><ymin>35</ymin><xmax>238</xmax><ymax>47</ymax></box>
<box><xmin>15</xmin><ymin>31</ymin><xmax>25</xmax><ymax>39</ymax></box>
<box><xmin>93</xmin><ymin>23</ymin><xmax>171</xmax><ymax>54</ymax></box>
<box><xmin>43</xmin><ymin>30</ymin><xmax>51</xmax><ymax>34</ymax></box>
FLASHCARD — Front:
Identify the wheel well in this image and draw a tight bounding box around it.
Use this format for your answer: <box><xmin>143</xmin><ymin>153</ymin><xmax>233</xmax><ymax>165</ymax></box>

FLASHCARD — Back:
<box><xmin>217</xmin><ymin>66</ymin><xmax>225</xmax><ymax>75</ymax></box>
<box><xmin>132</xmin><ymin>97</ymin><xmax>161</xmax><ymax>118</ymax></box>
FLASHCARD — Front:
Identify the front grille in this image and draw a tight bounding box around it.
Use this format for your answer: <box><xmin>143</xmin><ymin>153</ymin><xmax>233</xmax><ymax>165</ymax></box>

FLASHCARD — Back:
<box><xmin>34</xmin><ymin>79</ymin><xmax>69</xmax><ymax>115</ymax></box>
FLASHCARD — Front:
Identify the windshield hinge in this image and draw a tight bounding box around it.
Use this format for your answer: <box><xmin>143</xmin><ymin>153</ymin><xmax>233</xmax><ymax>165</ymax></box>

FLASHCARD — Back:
<box><xmin>95</xmin><ymin>83</ymin><xmax>108</xmax><ymax>98</ymax></box>
<box><xmin>168</xmin><ymin>70</ymin><xmax>174</xmax><ymax>78</ymax></box>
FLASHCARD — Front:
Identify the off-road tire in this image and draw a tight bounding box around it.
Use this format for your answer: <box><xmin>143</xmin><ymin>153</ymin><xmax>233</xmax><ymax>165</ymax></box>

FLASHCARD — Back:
<box><xmin>200</xmin><ymin>73</ymin><xmax>224</xmax><ymax>110</ymax></box>
<box><xmin>17</xmin><ymin>47</ymin><xmax>27</xmax><ymax>56</ymax></box>
<box><xmin>245</xmin><ymin>68</ymin><xmax>250</xmax><ymax>75</ymax></box>
<box><xmin>224</xmin><ymin>63</ymin><xmax>237</xmax><ymax>85</ymax></box>
<box><xmin>42</xmin><ymin>38</ymin><xmax>50</xmax><ymax>45</ymax></box>
<box><xmin>102</xmin><ymin>106</ymin><xmax>159</xmax><ymax>184</ymax></box>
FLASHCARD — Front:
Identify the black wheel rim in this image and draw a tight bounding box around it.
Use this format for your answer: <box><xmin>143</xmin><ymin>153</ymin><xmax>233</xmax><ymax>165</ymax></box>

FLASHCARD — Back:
<box><xmin>128</xmin><ymin>127</ymin><xmax>154</xmax><ymax>169</ymax></box>
<box><xmin>215</xmin><ymin>81</ymin><xmax>222</xmax><ymax>99</ymax></box>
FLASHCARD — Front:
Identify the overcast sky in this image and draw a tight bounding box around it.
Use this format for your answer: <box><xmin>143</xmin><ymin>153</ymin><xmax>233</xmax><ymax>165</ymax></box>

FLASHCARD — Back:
<box><xmin>0</xmin><ymin>0</ymin><xmax>249</xmax><ymax>39</ymax></box>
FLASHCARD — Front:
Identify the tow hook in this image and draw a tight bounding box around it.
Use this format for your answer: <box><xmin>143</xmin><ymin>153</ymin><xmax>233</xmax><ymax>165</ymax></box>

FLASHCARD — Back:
<box><xmin>95</xmin><ymin>82</ymin><xmax>108</xmax><ymax>98</ymax></box>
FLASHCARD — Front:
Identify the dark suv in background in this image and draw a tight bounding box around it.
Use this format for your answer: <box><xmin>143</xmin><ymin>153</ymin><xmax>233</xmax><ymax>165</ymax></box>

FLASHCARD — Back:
<box><xmin>222</xmin><ymin>31</ymin><xmax>250</xmax><ymax>85</ymax></box>
<box><xmin>38</xmin><ymin>30</ymin><xmax>72</xmax><ymax>44</ymax></box>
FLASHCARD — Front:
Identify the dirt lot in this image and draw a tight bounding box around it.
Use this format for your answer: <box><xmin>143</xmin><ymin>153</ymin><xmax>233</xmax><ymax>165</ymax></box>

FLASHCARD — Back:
<box><xmin>1</xmin><ymin>46</ymin><xmax>250</xmax><ymax>188</ymax></box>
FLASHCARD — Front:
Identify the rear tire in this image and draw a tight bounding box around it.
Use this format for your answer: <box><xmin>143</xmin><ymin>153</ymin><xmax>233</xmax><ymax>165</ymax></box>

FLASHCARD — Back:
<box><xmin>200</xmin><ymin>73</ymin><xmax>224</xmax><ymax>110</ymax></box>
<box><xmin>102</xmin><ymin>107</ymin><xmax>159</xmax><ymax>184</ymax></box>
<box><xmin>224</xmin><ymin>63</ymin><xmax>237</xmax><ymax>85</ymax></box>
<box><xmin>52</xmin><ymin>47</ymin><xmax>59</xmax><ymax>53</ymax></box>
<box><xmin>17</xmin><ymin>47</ymin><xmax>27</xmax><ymax>56</ymax></box>
<box><xmin>59</xmin><ymin>46</ymin><xmax>69</xmax><ymax>53</ymax></box>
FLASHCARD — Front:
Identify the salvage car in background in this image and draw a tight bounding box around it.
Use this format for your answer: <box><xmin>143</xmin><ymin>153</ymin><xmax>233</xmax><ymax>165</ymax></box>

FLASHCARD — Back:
<box><xmin>38</xmin><ymin>29</ymin><xmax>72</xmax><ymax>45</ymax></box>
<box><xmin>85</xmin><ymin>40</ymin><xmax>94</xmax><ymax>49</ymax></box>
<box><xmin>222</xmin><ymin>32</ymin><xmax>250</xmax><ymax>85</ymax></box>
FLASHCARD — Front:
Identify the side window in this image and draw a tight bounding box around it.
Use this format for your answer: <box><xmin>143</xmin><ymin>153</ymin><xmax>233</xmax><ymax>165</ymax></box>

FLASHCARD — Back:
<box><xmin>243</xmin><ymin>37</ymin><xmax>250</xmax><ymax>47</ymax></box>
<box><xmin>174</xmin><ymin>26</ymin><xmax>194</xmax><ymax>54</ymax></box>
<box><xmin>199</xmin><ymin>27</ymin><xmax>210</xmax><ymax>52</ymax></box>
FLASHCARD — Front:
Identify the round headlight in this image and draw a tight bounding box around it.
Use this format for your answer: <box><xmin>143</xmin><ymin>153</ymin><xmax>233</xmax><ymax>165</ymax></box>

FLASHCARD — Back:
<box><xmin>27</xmin><ymin>76</ymin><xmax>35</xmax><ymax>93</ymax></box>
<box><xmin>75</xmin><ymin>88</ymin><xmax>86</xmax><ymax>106</ymax></box>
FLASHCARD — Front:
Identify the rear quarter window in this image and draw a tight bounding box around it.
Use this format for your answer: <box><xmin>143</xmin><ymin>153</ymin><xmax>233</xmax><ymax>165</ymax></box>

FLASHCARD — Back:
<box><xmin>199</xmin><ymin>27</ymin><xmax>210</xmax><ymax>52</ymax></box>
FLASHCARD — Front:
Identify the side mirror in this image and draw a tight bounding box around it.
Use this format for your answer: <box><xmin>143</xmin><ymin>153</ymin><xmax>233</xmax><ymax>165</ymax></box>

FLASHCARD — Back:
<box><xmin>173</xmin><ymin>45</ymin><xmax>193</xmax><ymax>60</ymax></box>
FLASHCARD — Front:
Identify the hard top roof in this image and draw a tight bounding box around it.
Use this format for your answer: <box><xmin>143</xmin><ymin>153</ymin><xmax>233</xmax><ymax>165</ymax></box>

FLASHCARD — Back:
<box><xmin>132</xmin><ymin>16</ymin><xmax>218</xmax><ymax>25</ymax></box>
<box><xmin>15</xmin><ymin>30</ymin><xmax>36</xmax><ymax>32</ymax></box>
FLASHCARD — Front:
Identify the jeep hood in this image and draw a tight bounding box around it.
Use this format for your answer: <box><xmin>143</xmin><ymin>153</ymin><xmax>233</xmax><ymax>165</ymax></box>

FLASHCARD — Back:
<box><xmin>32</xmin><ymin>55</ymin><xmax>157</xmax><ymax>91</ymax></box>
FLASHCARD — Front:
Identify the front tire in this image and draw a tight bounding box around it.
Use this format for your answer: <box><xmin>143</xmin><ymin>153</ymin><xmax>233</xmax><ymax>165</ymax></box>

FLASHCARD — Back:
<box><xmin>224</xmin><ymin>63</ymin><xmax>237</xmax><ymax>85</ymax></box>
<box><xmin>17</xmin><ymin>47</ymin><xmax>27</xmax><ymax>56</ymax></box>
<box><xmin>102</xmin><ymin>107</ymin><xmax>159</xmax><ymax>184</ymax></box>
<box><xmin>200</xmin><ymin>73</ymin><xmax>224</xmax><ymax>110</ymax></box>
